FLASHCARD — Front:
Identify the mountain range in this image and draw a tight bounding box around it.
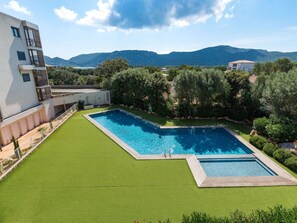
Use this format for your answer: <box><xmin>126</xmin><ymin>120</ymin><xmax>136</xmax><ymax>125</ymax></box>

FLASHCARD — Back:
<box><xmin>44</xmin><ymin>45</ymin><xmax>297</xmax><ymax>67</ymax></box>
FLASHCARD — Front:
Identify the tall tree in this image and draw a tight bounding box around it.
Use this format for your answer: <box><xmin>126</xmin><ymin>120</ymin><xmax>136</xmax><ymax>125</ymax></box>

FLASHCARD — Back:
<box><xmin>195</xmin><ymin>69</ymin><xmax>230</xmax><ymax>108</ymax></box>
<box><xmin>96</xmin><ymin>58</ymin><xmax>129</xmax><ymax>89</ymax></box>
<box><xmin>263</xmin><ymin>70</ymin><xmax>297</xmax><ymax>119</ymax></box>
<box><xmin>111</xmin><ymin>68</ymin><xmax>169</xmax><ymax>113</ymax></box>
<box><xmin>254</xmin><ymin>69</ymin><xmax>297</xmax><ymax>120</ymax></box>
<box><xmin>174</xmin><ymin>70</ymin><xmax>198</xmax><ymax>117</ymax></box>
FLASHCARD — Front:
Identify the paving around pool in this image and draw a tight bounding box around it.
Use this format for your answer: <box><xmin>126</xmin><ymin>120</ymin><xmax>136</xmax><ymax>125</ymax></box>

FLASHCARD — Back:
<box><xmin>85</xmin><ymin>109</ymin><xmax>297</xmax><ymax>187</ymax></box>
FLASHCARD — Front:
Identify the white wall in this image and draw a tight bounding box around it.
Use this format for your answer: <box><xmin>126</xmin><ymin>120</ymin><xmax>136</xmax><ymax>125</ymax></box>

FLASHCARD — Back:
<box><xmin>52</xmin><ymin>91</ymin><xmax>111</xmax><ymax>107</ymax></box>
<box><xmin>0</xmin><ymin>12</ymin><xmax>40</xmax><ymax>120</ymax></box>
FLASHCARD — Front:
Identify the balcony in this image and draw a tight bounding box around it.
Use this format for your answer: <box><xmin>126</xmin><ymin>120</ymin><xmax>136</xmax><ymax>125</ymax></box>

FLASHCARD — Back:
<box><xmin>24</xmin><ymin>26</ymin><xmax>42</xmax><ymax>48</ymax></box>
<box><xmin>29</xmin><ymin>49</ymin><xmax>45</xmax><ymax>67</ymax></box>
<box><xmin>33</xmin><ymin>70</ymin><xmax>49</xmax><ymax>87</ymax></box>
<box><xmin>26</xmin><ymin>38</ymin><xmax>42</xmax><ymax>48</ymax></box>
<box><xmin>36</xmin><ymin>86</ymin><xmax>52</xmax><ymax>101</ymax></box>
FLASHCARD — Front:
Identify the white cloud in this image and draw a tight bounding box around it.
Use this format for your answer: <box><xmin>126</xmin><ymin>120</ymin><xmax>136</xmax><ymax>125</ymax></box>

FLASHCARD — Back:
<box><xmin>213</xmin><ymin>0</ymin><xmax>234</xmax><ymax>21</ymax></box>
<box><xmin>54</xmin><ymin>6</ymin><xmax>78</xmax><ymax>21</ymax></box>
<box><xmin>76</xmin><ymin>0</ymin><xmax>115</xmax><ymax>26</ymax></box>
<box><xmin>225</xmin><ymin>13</ymin><xmax>234</xmax><ymax>19</ymax></box>
<box><xmin>73</xmin><ymin>0</ymin><xmax>236</xmax><ymax>31</ymax></box>
<box><xmin>4</xmin><ymin>0</ymin><xmax>31</xmax><ymax>15</ymax></box>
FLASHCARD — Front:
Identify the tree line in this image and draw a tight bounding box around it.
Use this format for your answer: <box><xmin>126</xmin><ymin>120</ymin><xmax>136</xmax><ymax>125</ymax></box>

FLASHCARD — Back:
<box><xmin>47</xmin><ymin>58</ymin><xmax>297</xmax><ymax>124</ymax></box>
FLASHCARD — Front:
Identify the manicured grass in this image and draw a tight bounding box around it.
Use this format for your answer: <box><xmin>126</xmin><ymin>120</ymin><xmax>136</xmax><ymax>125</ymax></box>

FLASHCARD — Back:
<box><xmin>0</xmin><ymin>107</ymin><xmax>297</xmax><ymax>223</ymax></box>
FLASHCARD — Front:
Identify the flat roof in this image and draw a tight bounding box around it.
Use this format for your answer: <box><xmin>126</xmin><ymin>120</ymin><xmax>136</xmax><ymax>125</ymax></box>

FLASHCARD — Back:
<box><xmin>229</xmin><ymin>60</ymin><xmax>255</xmax><ymax>64</ymax></box>
<box><xmin>51</xmin><ymin>89</ymin><xmax>101</xmax><ymax>94</ymax></box>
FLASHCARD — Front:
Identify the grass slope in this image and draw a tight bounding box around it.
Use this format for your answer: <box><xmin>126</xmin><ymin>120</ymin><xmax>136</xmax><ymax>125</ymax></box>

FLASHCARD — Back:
<box><xmin>0</xmin><ymin>108</ymin><xmax>297</xmax><ymax>223</ymax></box>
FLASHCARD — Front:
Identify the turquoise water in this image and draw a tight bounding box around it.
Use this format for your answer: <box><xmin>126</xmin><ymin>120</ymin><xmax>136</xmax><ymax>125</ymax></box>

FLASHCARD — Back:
<box><xmin>200</xmin><ymin>159</ymin><xmax>276</xmax><ymax>177</ymax></box>
<box><xmin>90</xmin><ymin>110</ymin><xmax>253</xmax><ymax>155</ymax></box>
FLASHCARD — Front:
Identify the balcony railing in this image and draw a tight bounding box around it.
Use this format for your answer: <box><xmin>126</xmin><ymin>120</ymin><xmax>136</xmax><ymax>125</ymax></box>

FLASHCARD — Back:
<box><xmin>29</xmin><ymin>50</ymin><xmax>45</xmax><ymax>67</ymax></box>
<box><xmin>26</xmin><ymin>38</ymin><xmax>42</xmax><ymax>48</ymax></box>
<box><xmin>36</xmin><ymin>86</ymin><xmax>52</xmax><ymax>101</ymax></box>
<box><xmin>33</xmin><ymin>70</ymin><xmax>49</xmax><ymax>87</ymax></box>
<box><xmin>24</xmin><ymin>26</ymin><xmax>42</xmax><ymax>48</ymax></box>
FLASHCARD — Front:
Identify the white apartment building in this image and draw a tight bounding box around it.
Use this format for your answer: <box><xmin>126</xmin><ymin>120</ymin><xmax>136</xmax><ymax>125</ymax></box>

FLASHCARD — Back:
<box><xmin>0</xmin><ymin>12</ymin><xmax>110</xmax><ymax>146</ymax></box>
<box><xmin>227</xmin><ymin>60</ymin><xmax>255</xmax><ymax>72</ymax></box>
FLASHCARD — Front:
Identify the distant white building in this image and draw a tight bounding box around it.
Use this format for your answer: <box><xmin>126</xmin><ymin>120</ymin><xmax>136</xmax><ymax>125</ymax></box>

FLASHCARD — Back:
<box><xmin>227</xmin><ymin>60</ymin><xmax>255</xmax><ymax>72</ymax></box>
<box><xmin>0</xmin><ymin>12</ymin><xmax>110</xmax><ymax>146</ymax></box>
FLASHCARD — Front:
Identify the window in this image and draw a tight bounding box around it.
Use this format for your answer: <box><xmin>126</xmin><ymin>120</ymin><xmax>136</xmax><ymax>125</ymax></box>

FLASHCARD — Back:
<box><xmin>28</xmin><ymin>49</ymin><xmax>45</xmax><ymax>67</ymax></box>
<box><xmin>22</xmin><ymin>73</ymin><xmax>31</xmax><ymax>82</ymax></box>
<box><xmin>17</xmin><ymin>51</ymin><xmax>26</xmax><ymax>61</ymax></box>
<box><xmin>11</xmin><ymin>27</ymin><xmax>20</xmax><ymax>37</ymax></box>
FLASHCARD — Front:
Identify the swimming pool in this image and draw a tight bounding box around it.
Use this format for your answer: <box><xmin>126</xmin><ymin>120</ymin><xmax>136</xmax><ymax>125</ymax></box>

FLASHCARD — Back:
<box><xmin>90</xmin><ymin>110</ymin><xmax>253</xmax><ymax>156</ymax></box>
<box><xmin>200</xmin><ymin>158</ymin><xmax>276</xmax><ymax>177</ymax></box>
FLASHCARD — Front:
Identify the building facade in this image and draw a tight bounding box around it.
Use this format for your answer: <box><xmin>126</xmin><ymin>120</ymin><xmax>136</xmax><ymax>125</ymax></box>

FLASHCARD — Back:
<box><xmin>0</xmin><ymin>12</ymin><xmax>52</xmax><ymax>145</ymax></box>
<box><xmin>0</xmin><ymin>12</ymin><xmax>110</xmax><ymax>146</ymax></box>
<box><xmin>227</xmin><ymin>60</ymin><xmax>255</xmax><ymax>73</ymax></box>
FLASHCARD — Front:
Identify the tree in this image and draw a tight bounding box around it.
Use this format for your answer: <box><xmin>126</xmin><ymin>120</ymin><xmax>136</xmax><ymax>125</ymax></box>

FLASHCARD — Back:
<box><xmin>167</xmin><ymin>68</ymin><xmax>179</xmax><ymax>81</ymax></box>
<box><xmin>253</xmin><ymin>58</ymin><xmax>294</xmax><ymax>75</ymax></box>
<box><xmin>224</xmin><ymin>70</ymin><xmax>256</xmax><ymax>119</ymax></box>
<box><xmin>195</xmin><ymin>69</ymin><xmax>230</xmax><ymax>108</ymax></box>
<box><xmin>174</xmin><ymin>70</ymin><xmax>198</xmax><ymax>117</ymax></box>
<box><xmin>96</xmin><ymin>58</ymin><xmax>129</xmax><ymax>89</ymax></box>
<box><xmin>255</xmin><ymin>69</ymin><xmax>297</xmax><ymax>121</ymax></box>
<box><xmin>48</xmin><ymin>69</ymin><xmax>80</xmax><ymax>85</ymax></box>
<box><xmin>174</xmin><ymin>69</ymin><xmax>230</xmax><ymax>117</ymax></box>
<box><xmin>111</xmin><ymin>68</ymin><xmax>169</xmax><ymax>114</ymax></box>
<box><xmin>274</xmin><ymin>58</ymin><xmax>294</xmax><ymax>73</ymax></box>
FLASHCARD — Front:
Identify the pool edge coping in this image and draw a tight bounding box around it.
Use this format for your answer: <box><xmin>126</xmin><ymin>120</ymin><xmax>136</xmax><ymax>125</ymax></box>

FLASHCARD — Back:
<box><xmin>84</xmin><ymin>109</ymin><xmax>297</xmax><ymax>188</ymax></box>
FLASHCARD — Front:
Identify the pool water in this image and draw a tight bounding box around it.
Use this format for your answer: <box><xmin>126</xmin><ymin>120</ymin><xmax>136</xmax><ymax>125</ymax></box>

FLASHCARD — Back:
<box><xmin>90</xmin><ymin>110</ymin><xmax>253</xmax><ymax>156</ymax></box>
<box><xmin>200</xmin><ymin>159</ymin><xmax>276</xmax><ymax>177</ymax></box>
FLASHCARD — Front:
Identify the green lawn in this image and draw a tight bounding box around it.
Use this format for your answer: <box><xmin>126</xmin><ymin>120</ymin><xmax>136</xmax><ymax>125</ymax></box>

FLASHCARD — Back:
<box><xmin>0</xmin><ymin>107</ymin><xmax>297</xmax><ymax>223</ymax></box>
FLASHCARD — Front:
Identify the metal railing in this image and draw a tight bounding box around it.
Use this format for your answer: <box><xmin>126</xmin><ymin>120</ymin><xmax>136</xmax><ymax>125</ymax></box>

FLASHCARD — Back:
<box><xmin>0</xmin><ymin>104</ymin><xmax>78</xmax><ymax>178</ymax></box>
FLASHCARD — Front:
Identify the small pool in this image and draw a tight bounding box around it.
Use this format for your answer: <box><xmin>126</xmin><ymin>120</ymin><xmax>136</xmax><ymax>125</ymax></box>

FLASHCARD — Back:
<box><xmin>200</xmin><ymin>159</ymin><xmax>276</xmax><ymax>177</ymax></box>
<box><xmin>90</xmin><ymin>110</ymin><xmax>253</xmax><ymax>156</ymax></box>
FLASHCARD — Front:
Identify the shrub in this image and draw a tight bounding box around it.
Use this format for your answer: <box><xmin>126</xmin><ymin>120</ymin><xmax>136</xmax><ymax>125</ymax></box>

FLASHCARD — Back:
<box><xmin>284</xmin><ymin>157</ymin><xmax>297</xmax><ymax>173</ymax></box>
<box><xmin>78</xmin><ymin>100</ymin><xmax>85</xmax><ymax>110</ymax></box>
<box><xmin>266</xmin><ymin>123</ymin><xmax>297</xmax><ymax>143</ymax></box>
<box><xmin>263</xmin><ymin>143</ymin><xmax>278</xmax><ymax>157</ymax></box>
<box><xmin>253</xmin><ymin>117</ymin><xmax>269</xmax><ymax>136</ymax></box>
<box><xmin>162</xmin><ymin>205</ymin><xmax>297</xmax><ymax>223</ymax></box>
<box><xmin>273</xmin><ymin>149</ymin><xmax>293</xmax><ymax>164</ymax></box>
<box><xmin>249</xmin><ymin>135</ymin><xmax>268</xmax><ymax>150</ymax></box>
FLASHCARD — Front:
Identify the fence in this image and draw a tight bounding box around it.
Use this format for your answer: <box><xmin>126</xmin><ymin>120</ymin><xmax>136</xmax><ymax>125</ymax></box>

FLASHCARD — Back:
<box><xmin>0</xmin><ymin>104</ymin><xmax>78</xmax><ymax>180</ymax></box>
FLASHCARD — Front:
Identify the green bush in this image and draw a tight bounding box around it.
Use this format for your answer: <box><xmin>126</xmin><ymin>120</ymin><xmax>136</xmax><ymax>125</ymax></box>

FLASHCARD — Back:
<box><xmin>249</xmin><ymin>135</ymin><xmax>268</xmax><ymax>150</ymax></box>
<box><xmin>266</xmin><ymin>123</ymin><xmax>297</xmax><ymax>143</ymax></box>
<box><xmin>284</xmin><ymin>157</ymin><xmax>297</xmax><ymax>173</ymax></box>
<box><xmin>78</xmin><ymin>100</ymin><xmax>85</xmax><ymax>110</ymax></box>
<box><xmin>273</xmin><ymin>149</ymin><xmax>293</xmax><ymax>164</ymax></box>
<box><xmin>263</xmin><ymin>143</ymin><xmax>278</xmax><ymax>157</ymax></box>
<box><xmin>160</xmin><ymin>205</ymin><xmax>297</xmax><ymax>223</ymax></box>
<box><xmin>253</xmin><ymin>117</ymin><xmax>269</xmax><ymax>136</ymax></box>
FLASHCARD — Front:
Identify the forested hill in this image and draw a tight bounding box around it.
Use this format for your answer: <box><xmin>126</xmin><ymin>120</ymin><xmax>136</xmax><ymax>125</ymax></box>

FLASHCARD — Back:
<box><xmin>45</xmin><ymin>45</ymin><xmax>297</xmax><ymax>67</ymax></box>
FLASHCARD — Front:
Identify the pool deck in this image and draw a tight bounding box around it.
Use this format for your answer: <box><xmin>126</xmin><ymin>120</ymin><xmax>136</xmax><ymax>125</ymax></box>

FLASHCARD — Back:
<box><xmin>84</xmin><ymin>109</ymin><xmax>297</xmax><ymax>188</ymax></box>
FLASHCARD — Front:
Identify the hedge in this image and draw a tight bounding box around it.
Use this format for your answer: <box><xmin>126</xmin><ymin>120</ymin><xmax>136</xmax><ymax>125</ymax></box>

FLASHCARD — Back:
<box><xmin>263</xmin><ymin>143</ymin><xmax>278</xmax><ymax>157</ymax></box>
<box><xmin>273</xmin><ymin>149</ymin><xmax>293</xmax><ymax>164</ymax></box>
<box><xmin>284</xmin><ymin>157</ymin><xmax>297</xmax><ymax>173</ymax></box>
<box><xmin>266</xmin><ymin>123</ymin><xmax>297</xmax><ymax>143</ymax></box>
<box><xmin>253</xmin><ymin>117</ymin><xmax>269</xmax><ymax>136</ymax></box>
<box><xmin>249</xmin><ymin>135</ymin><xmax>268</xmax><ymax>150</ymax></box>
<box><xmin>159</xmin><ymin>205</ymin><xmax>297</xmax><ymax>223</ymax></box>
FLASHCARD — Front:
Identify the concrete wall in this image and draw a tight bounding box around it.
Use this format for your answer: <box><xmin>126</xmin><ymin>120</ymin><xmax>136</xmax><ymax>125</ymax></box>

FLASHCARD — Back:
<box><xmin>0</xmin><ymin>12</ymin><xmax>40</xmax><ymax>120</ymax></box>
<box><xmin>0</xmin><ymin>108</ymin><xmax>45</xmax><ymax>145</ymax></box>
<box><xmin>52</xmin><ymin>90</ymin><xmax>111</xmax><ymax>107</ymax></box>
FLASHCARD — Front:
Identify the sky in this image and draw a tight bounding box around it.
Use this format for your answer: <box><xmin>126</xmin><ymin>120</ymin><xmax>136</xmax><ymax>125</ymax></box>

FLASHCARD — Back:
<box><xmin>0</xmin><ymin>0</ymin><xmax>297</xmax><ymax>59</ymax></box>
